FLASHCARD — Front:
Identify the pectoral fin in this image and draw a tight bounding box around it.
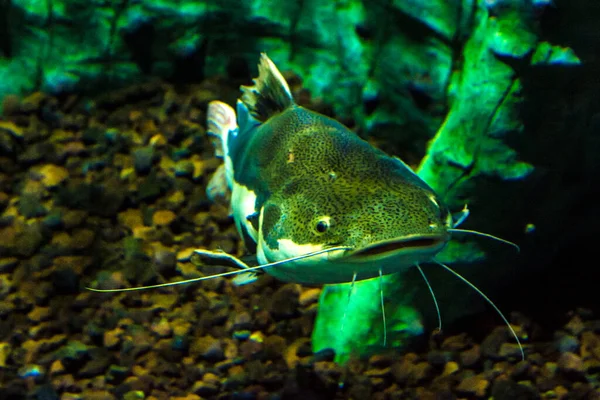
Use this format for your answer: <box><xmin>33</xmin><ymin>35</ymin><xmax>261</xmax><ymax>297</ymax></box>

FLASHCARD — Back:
<box><xmin>191</xmin><ymin>249</ymin><xmax>259</xmax><ymax>286</ymax></box>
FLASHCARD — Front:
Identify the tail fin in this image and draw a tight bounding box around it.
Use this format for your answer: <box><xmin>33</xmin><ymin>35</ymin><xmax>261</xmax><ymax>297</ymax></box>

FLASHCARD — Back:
<box><xmin>240</xmin><ymin>53</ymin><xmax>294</xmax><ymax>122</ymax></box>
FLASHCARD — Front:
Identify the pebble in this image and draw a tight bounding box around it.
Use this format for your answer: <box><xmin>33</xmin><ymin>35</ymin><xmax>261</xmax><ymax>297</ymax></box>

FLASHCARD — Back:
<box><xmin>49</xmin><ymin>360</ymin><xmax>66</xmax><ymax>375</ymax></box>
<box><xmin>456</xmin><ymin>373</ymin><xmax>489</xmax><ymax>398</ymax></box>
<box><xmin>176</xmin><ymin>248</ymin><xmax>195</xmax><ymax>261</ymax></box>
<box><xmin>37</xmin><ymin>164</ymin><xmax>69</xmax><ymax>188</ymax></box>
<box><xmin>0</xmin><ymin>274</ymin><xmax>12</xmax><ymax>297</ymax></box>
<box><xmin>0</xmin><ymin>342</ymin><xmax>10</xmax><ymax>367</ymax></box>
<box><xmin>133</xmin><ymin>146</ymin><xmax>155</xmax><ymax>174</ymax></box>
<box><xmin>556</xmin><ymin>333</ymin><xmax>579</xmax><ymax>353</ymax></box>
<box><xmin>0</xmin><ymin>257</ymin><xmax>19</xmax><ymax>272</ymax></box>
<box><xmin>27</xmin><ymin>306</ymin><xmax>52</xmax><ymax>323</ymax></box>
<box><xmin>565</xmin><ymin>315</ymin><xmax>586</xmax><ymax>336</ymax></box>
<box><xmin>441</xmin><ymin>361</ymin><xmax>460</xmax><ymax>376</ymax></box>
<box><xmin>491</xmin><ymin>379</ymin><xmax>540</xmax><ymax>400</ymax></box>
<box><xmin>298</xmin><ymin>287</ymin><xmax>321</xmax><ymax>307</ymax></box>
<box><xmin>269</xmin><ymin>284</ymin><xmax>300</xmax><ymax>319</ymax></box>
<box><xmin>62</xmin><ymin>210</ymin><xmax>88</xmax><ymax>229</ymax></box>
<box><xmin>191</xmin><ymin>335</ymin><xmax>224</xmax><ymax>361</ymax></box>
<box><xmin>152</xmin><ymin>209</ymin><xmax>176</xmax><ymax>226</ymax></box>
<box><xmin>151</xmin><ymin>318</ymin><xmax>173</xmax><ymax>337</ymax></box>
<box><xmin>0</xmin><ymin>120</ymin><xmax>24</xmax><ymax>138</ymax></box>
<box><xmin>557</xmin><ymin>352</ymin><xmax>585</xmax><ymax>377</ymax></box>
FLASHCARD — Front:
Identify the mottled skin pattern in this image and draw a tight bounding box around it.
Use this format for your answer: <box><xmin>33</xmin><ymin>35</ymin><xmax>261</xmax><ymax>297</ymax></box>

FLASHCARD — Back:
<box><xmin>231</xmin><ymin>103</ymin><xmax>451</xmax><ymax>253</ymax></box>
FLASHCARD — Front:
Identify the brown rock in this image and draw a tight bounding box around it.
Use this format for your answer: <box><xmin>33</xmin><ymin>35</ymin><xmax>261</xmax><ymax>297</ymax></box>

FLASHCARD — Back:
<box><xmin>441</xmin><ymin>333</ymin><xmax>470</xmax><ymax>352</ymax></box>
<box><xmin>62</xmin><ymin>210</ymin><xmax>88</xmax><ymax>229</ymax></box>
<box><xmin>0</xmin><ymin>257</ymin><xmax>19</xmax><ymax>273</ymax></box>
<box><xmin>151</xmin><ymin>318</ymin><xmax>172</xmax><ymax>338</ymax></box>
<box><xmin>0</xmin><ymin>120</ymin><xmax>24</xmax><ymax>138</ymax></box>
<box><xmin>558</xmin><ymin>352</ymin><xmax>585</xmax><ymax>376</ymax></box>
<box><xmin>49</xmin><ymin>360</ymin><xmax>65</xmax><ymax>375</ymax></box>
<box><xmin>191</xmin><ymin>335</ymin><xmax>224</xmax><ymax>360</ymax></box>
<box><xmin>263</xmin><ymin>335</ymin><xmax>286</xmax><ymax>360</ymax></box>
<box><xmin>103</xmin><ymin>328</ymin><xmax>123</xmax><ymax>349</ymax></box>
<box><xmin>153</xmin><ymin>209</ymin><xmax>177</xmax><ymax>226</ymax></box>
<box><xmin>441</xmin><ymin>360</ymin><xmax>460</xmax><ymax>376</ymax></box>
<box><xmin>456</xmin><ymin>373</ymin><xmax>490</xmax><ymax>398</ymax></box>
<box><xmin>37</xmin><ymin>164</ymin><xmax>69</xmax><ymax>188</ymax></box>
<box><xmin>27</xmin><ymin>306</ymin><xmax>51</xmax><ymax>322</ymax></box>
<box><xmin>299</xmin><ymin>287</ymin><xmax>321</xmax><ymax>307</ymax></box>
<box><xmin>580</xmin><ymin>331</ymin><xmax>600</xmax><ymax>360</ymax></box>
<box><xmin>565</xmin><ymin>315</ymin><xmax>586</xmax><ymax>336</ymax></box>
<box><xmin>70</xmin><ymin>229</ymin><xmax>96</xmax><ymax>249</ymax></box>
<box><xmin>176</xmin><ymin>248</ymin><xmax>195</xmax><ymax>262</ymax></box>
<box><xmin>0</xmin><ymin>274</ymin><xmax>11</xmax><ymax>297</ymax></box>
<box><xmin>0</xmin><ymin>342</ymin><xmax>10</xmax><ymax>367</ymax></box>
<box><xmin>460</xmin><ymin>344</ymin><xmax>481</xmax><ymax>367</ymax></box>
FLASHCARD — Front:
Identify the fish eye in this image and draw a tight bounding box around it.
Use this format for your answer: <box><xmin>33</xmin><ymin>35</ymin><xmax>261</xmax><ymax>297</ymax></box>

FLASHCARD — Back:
<box><xmin>315</xmin><ymin>219</ymin><xmax>329</xmax><ymax>233</ymax></box>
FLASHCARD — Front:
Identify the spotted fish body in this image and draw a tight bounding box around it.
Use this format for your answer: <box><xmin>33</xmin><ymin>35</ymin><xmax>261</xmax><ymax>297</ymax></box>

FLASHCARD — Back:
<box><xmin>207</xmin><ymin>54</ymin><xmax>453</xmax><ymax>285</ymax></box>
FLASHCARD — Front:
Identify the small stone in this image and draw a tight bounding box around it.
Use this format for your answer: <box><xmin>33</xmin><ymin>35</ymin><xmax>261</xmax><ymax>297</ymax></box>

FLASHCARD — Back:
<box><xmin>37</xmin><ymin>164</ymin><xmax>69</xmax><ymax>188</ymax></box>
<box><xmin>0</xmin><ymin>120</ymin><xmax>24</xmax><ymax>138</ymax></box>
<box><xmin>557</xmin><ymin>352</ymin><xmax>585</xmax><ymax>377</ymax></box>
<box><xmin>171</xmin><ymin>395</ymin><xmax>201</xmax><ymax>400</ymax></box>
<box><xmin>166</xmin><ymin>190</ymin><xmax>186</xmax><ymax>208</ymax></box>
<box><xmin>491</xmin><ymin>379</ymin><xmax>540</xmax><ymax>400</ymax></box>
<box><xmin>0</xmin><ymin>342</ymin><xmax>10</xmax><ymax>367</ymax></box>
<box><xmin>49</xmin><ymin>360</ymin><xmax>65</xmax><ymax>375</ymax></box>
<box><xmin>441</xmin><ymin>333</ymin><xmax>470</xmax><ymax>352</ymax></box>
<box><xmin>120</xmin><ymin>167</ymin><xmax>135</xmax><ymax>180</ymax></box>
<box><xmin>580</xmin><ymin>331</ymin><xmax>600</xmax><ymax>360</ymax></box>
<box><xmin>0</xmin><ymin>274</ymin><xmax>11</xmax><ymax>297</ymax></box>
<box><xmin>62</xmin><ymin>210</ymin><xmax>88</xmax><ymax>229</ymax></box>
<box><xmin>18</xmin><ymin>193</ymin><xmax>47</xmax><ymax>218</ymax></box>
<box><xmin>269</xmin><ymin>283</ymin><xmax>300</xmax><ymax>319</ymax></box>
<box><xmin>153</xmin><ymin>210</ymin><xmax>176</xmax><ymax>226</ymax></box>
<box><xmin>0</xmin><ymin>257</ymin><xmax>18</xmax><ymax>272</ymax></box>
<box><xmin>151</xmin><ymin>318</ymin><xmax>172</xmax><ymax>337</ymax></box>
<box><xmin>460</xmin><ymin>344</ymin><xmax>481</xmax><ymax>367</ymax></box>
<box><xmin>299</xmin><ymin>287</ymin><xmax>321</xmax><ymax>307</ymax></box>
<box><xmin>456</xmin><ymin>373</ymin><xmax>489</xmax><ymax>398</ymax></box>
<box><xmin>191</xmin><ymin>336</ymin><xmax>224</xmax><ymax>361</ymax></box>
<box><xmin>0</xmin><ymin>192</ymin><xmax>8</xmax><ymax>210</ymax></box>
<box><xmin>103</xmin><ymin>328</ymin><xmax>123</xmax><ymax>349</ymax></box>
<box><xmin>441</xmin><ymin>361</ymin><xmax>460</xmax><ymax>376</ymax></box>
<box><xmin>78</xmin><ymin>349</ymin><xmax>112</xmax><ymax>378</ymax></box>
<box><xmin>119</xmin><ymin>209</ymin><xmax>144</xmax><ymax>231</ymax></box>
<box><xmin>27</xmin><ymin>306</ymin><xmax>52</xmax><ymax>322</ymax></box>
<box><xmin>176</xmin><ymin>248</ymin><xmax>195</xmax><ymax>261</ymax></box>
<box><xmin>78</xmin><ymin>390</ymin><xmax>115</xmax><ymax>400</ymax></box>
<box><xmin>133</xmin><ymin>146</ymin><xmax>155</xmax><ymax>174</ymax></box>
<box><xmin>70</xmin><ymin>229</ymin><xmax>95</xmax><ymax>250</ymax></box>
<box><xmin>263</xmin><ymin>335</ymin><xmax>286</xmax><ymax>360</ymax></box>
<box><xmin>150</xmin><ymin>134</ymin><xmax>167</xmax><ymax>147</ymax></box>
<box><xmin>150</xmin><ymin>293</ymin><xmax>178</xmax><ymax>311</ymax></box>
<box><xmin>498</xmin><ymin>342</ymin><xmax>523</xmax><ymax>359</ymax></box>
<box><xmin>123</xmin><ymin>391</ymin><xmax>145</xmax><ymax>400</ymax></box>
<box><xmin>565</xmin><ymin>315</ymin><xmax>586</xmax><ymax>336</ymax></box>
<box><xmin>556</xmin><ymin>333</ymin><xmax>579</xmax><ymax>353</ymax></box>
<box><xmin>18</xmin><ymin>364</ymin><xmax>45</xmax><ymax>381</ymax></box>
<box><xmin>174</xmin><ymin>160</ymin><xmax>195</xmax><ymax>177</ymax></box>
<box><xmin>192</xmin><ymin>381</ymin><xmax>219</xmax><ymax>397</ymax></box>
<box><xmin>410</xmin><ymin>362</ymin><xmax>434</xmax><ymax>385</ymax></box>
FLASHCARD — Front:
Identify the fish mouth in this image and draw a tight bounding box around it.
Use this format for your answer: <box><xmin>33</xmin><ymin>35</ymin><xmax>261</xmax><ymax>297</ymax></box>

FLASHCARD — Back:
<box><xmin>342</xmin><ymin>234</ymin><xmax>449</xmax><ymax>261</ymax></box>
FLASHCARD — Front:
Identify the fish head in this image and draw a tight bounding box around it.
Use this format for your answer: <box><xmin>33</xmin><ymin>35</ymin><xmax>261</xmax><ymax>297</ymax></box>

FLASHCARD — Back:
<box><xmin>257</xmin><ymin>164</ymin><xmax>453</xmax><ymax>284</ymax></box>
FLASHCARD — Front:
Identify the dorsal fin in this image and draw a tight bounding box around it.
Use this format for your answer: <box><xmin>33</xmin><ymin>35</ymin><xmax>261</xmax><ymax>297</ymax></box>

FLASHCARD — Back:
<box><xmin>240</xmin><ymin>53</ymin><xmax>294</xmax><ymax>122</ymax></box>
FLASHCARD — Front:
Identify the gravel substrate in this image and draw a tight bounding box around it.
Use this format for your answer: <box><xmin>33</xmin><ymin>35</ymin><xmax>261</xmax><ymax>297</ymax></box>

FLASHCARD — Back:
<box><xmin>0</xmin><ymin>77</ymin><xmax>599</xmax><ymax>400</ymax></box>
